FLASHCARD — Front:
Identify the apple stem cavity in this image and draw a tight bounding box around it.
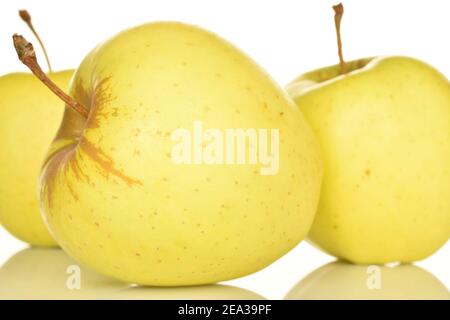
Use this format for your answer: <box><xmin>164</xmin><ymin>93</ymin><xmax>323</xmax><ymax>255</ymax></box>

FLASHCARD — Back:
<box><xmin>333</xmin><ymin>3</ymin><xmax>346</xmax><ymax>74</ymax></box>
<box><xmin>12</xmin><ymin>34</ymin><xmax>89</xmax><ymax>119</ymax></box>
<box><xmin>19</xmin><ymin>10</ymin><xmax>53</xmax><ymax>73</ymax></box>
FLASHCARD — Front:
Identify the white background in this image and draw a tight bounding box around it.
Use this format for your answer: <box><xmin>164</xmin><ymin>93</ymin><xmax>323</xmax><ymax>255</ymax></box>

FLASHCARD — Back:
<box><xmin>0</xmin><ymin>0</ymin><xmax>448</xmax><ymax>299</ymax></box>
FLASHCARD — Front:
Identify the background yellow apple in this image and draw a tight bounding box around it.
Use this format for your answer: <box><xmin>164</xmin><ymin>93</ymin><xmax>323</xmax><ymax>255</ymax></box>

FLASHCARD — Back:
<box><xmin>30</xmin><ymin>22</ymin><xmax>323</xmax><ymax>285</ymax></box>
<box><xmin>287</xmin><ymin>56</ymin><xmax>450</xmax><ymax>264</ymax></box>
<box><xmin>0</xmin><ymin>71</ymin><xmax>72</xmax><ymax>246</ymax></box>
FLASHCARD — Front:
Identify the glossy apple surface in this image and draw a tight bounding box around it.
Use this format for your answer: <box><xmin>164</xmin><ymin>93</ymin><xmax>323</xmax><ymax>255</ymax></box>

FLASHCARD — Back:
<box><xmin>40</xmin><ymin>22</ymin><xmax>323</xmax><ymax>285</ymax></box>
<box><xmin>0</xmin><ymin>71</ymin><xmax>72</xmax><ymax>246</ymax></box>
<box><xmin>287</xmin><ymin>57</ymin><xmax>450</xmax><ymax>264</ymax></box>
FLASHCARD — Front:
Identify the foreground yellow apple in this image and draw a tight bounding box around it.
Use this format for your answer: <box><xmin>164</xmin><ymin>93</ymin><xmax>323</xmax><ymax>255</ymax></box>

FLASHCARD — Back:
<box><xmin>285</xmin><ymin>262</ymin><xmax>449</xmax><ymax>300</ymax></box>
<box><xmin>287</xmin><ymin>56</ymin><xmax>450</xmax><ymax>264</ymax></box>
<box><xmin>15</xmin><ymin>22</ymin><xmax>323</xmax><ymax>285</ymax></box>
<box><xmin>0</xmin><ymin>71</ymin><xmax>72</xmax><ymax>246</ymax></box>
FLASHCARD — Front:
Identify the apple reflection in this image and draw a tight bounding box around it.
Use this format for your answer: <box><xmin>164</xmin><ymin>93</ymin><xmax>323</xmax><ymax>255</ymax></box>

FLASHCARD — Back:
<box><xmin>0</xmin><ymin>248</ymin><xmax>126</xmax><ymax>299</ymax></box>
<box><xmin>112</xmin><ymin>285</ymin><xmax>265</xmax><ymax>300</ymax></box>
<box><xmin>285</xmin><ymin>261</ymin><xmax>449</xmax><ymax>300</ymax></box>
<box><xmin>0</xmin><ymin>248</ymin><xmax>264</xmax><ymax>300</ymax></box>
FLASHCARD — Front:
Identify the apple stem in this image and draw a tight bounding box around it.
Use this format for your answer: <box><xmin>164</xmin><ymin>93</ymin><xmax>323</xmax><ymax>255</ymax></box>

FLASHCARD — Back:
<box><xmin>333</xmin><ymin>3</ymin><xmax>346</xmax><ymax>74</ymax></box>
<box><xmin>19</xmin><ymin>10</ymin><xmax>52</xmax><ymax>73</ymax></box>
<box><xmin>12</xmin><ymin>34</ymin><xmax>89</xmax><ymax>119</ymax></box>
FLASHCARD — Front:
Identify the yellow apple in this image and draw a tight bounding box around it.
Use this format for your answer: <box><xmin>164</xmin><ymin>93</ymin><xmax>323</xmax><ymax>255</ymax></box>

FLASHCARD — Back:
<box><xmin>285</xmin><ymin>261</ymin><xmax>449</xmax><ymax>300</ymax></box>
<box><xmin>21</xmin><ymin>23</ymin><xmax>323</xmax><ymax>285</ymax></box>
<box><xmin>0</xmin><ymin>10</ymin><xmax>73</xmax><ymax>246</ymax></box>
<box><xmin>287</xmin><ymin>56</ymin><xmax>450</xmax><ymax>264</ymax></box>
<box><xmin>0</xmin><ymin>71</ymin><xmax>72</xmax><ymax>246</ymax></box>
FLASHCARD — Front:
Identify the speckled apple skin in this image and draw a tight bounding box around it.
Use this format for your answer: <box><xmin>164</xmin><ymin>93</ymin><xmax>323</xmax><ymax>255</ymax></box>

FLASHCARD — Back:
<box><xmin>39</xmin><ymin>22</ymin><xmax>323</xmax><ymax>286</ymax></box>
<box><xmin>288</xmin><ymin>57</ymin><xmax>450</xmax><ymax>264</ymax></box>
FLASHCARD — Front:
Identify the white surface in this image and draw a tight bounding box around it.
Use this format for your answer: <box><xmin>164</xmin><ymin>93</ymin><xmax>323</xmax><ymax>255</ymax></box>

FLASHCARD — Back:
<box><xmin>0</xmin><ymin>230</ymin><xmax>448</xmax><ymax>299</ymax></box>
<box><xmin>0</xmin><ymin>0</ymin><xmax>449</xmax><ymax>299</ymax></box>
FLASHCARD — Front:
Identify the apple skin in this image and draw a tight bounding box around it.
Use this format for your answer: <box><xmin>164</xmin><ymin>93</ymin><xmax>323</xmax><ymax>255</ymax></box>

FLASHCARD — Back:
<box><xmin>287</xmin><ymin>56</ymin><xmax>450</xmax><ymax>264</ymax></box>
<box><xmin>0</xmin><ymin>71</ymin><xmax>72</xmax><ymax>246</ymax></box>
<box><xmin>39</xmin><ymin>22</ymin><xmax>323</xmax><ymax>286</ymax></box>
<box><xmin>285</xmin><ymin>262</ymin><xmax>449</xmax><ymax>300</ymax></box>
